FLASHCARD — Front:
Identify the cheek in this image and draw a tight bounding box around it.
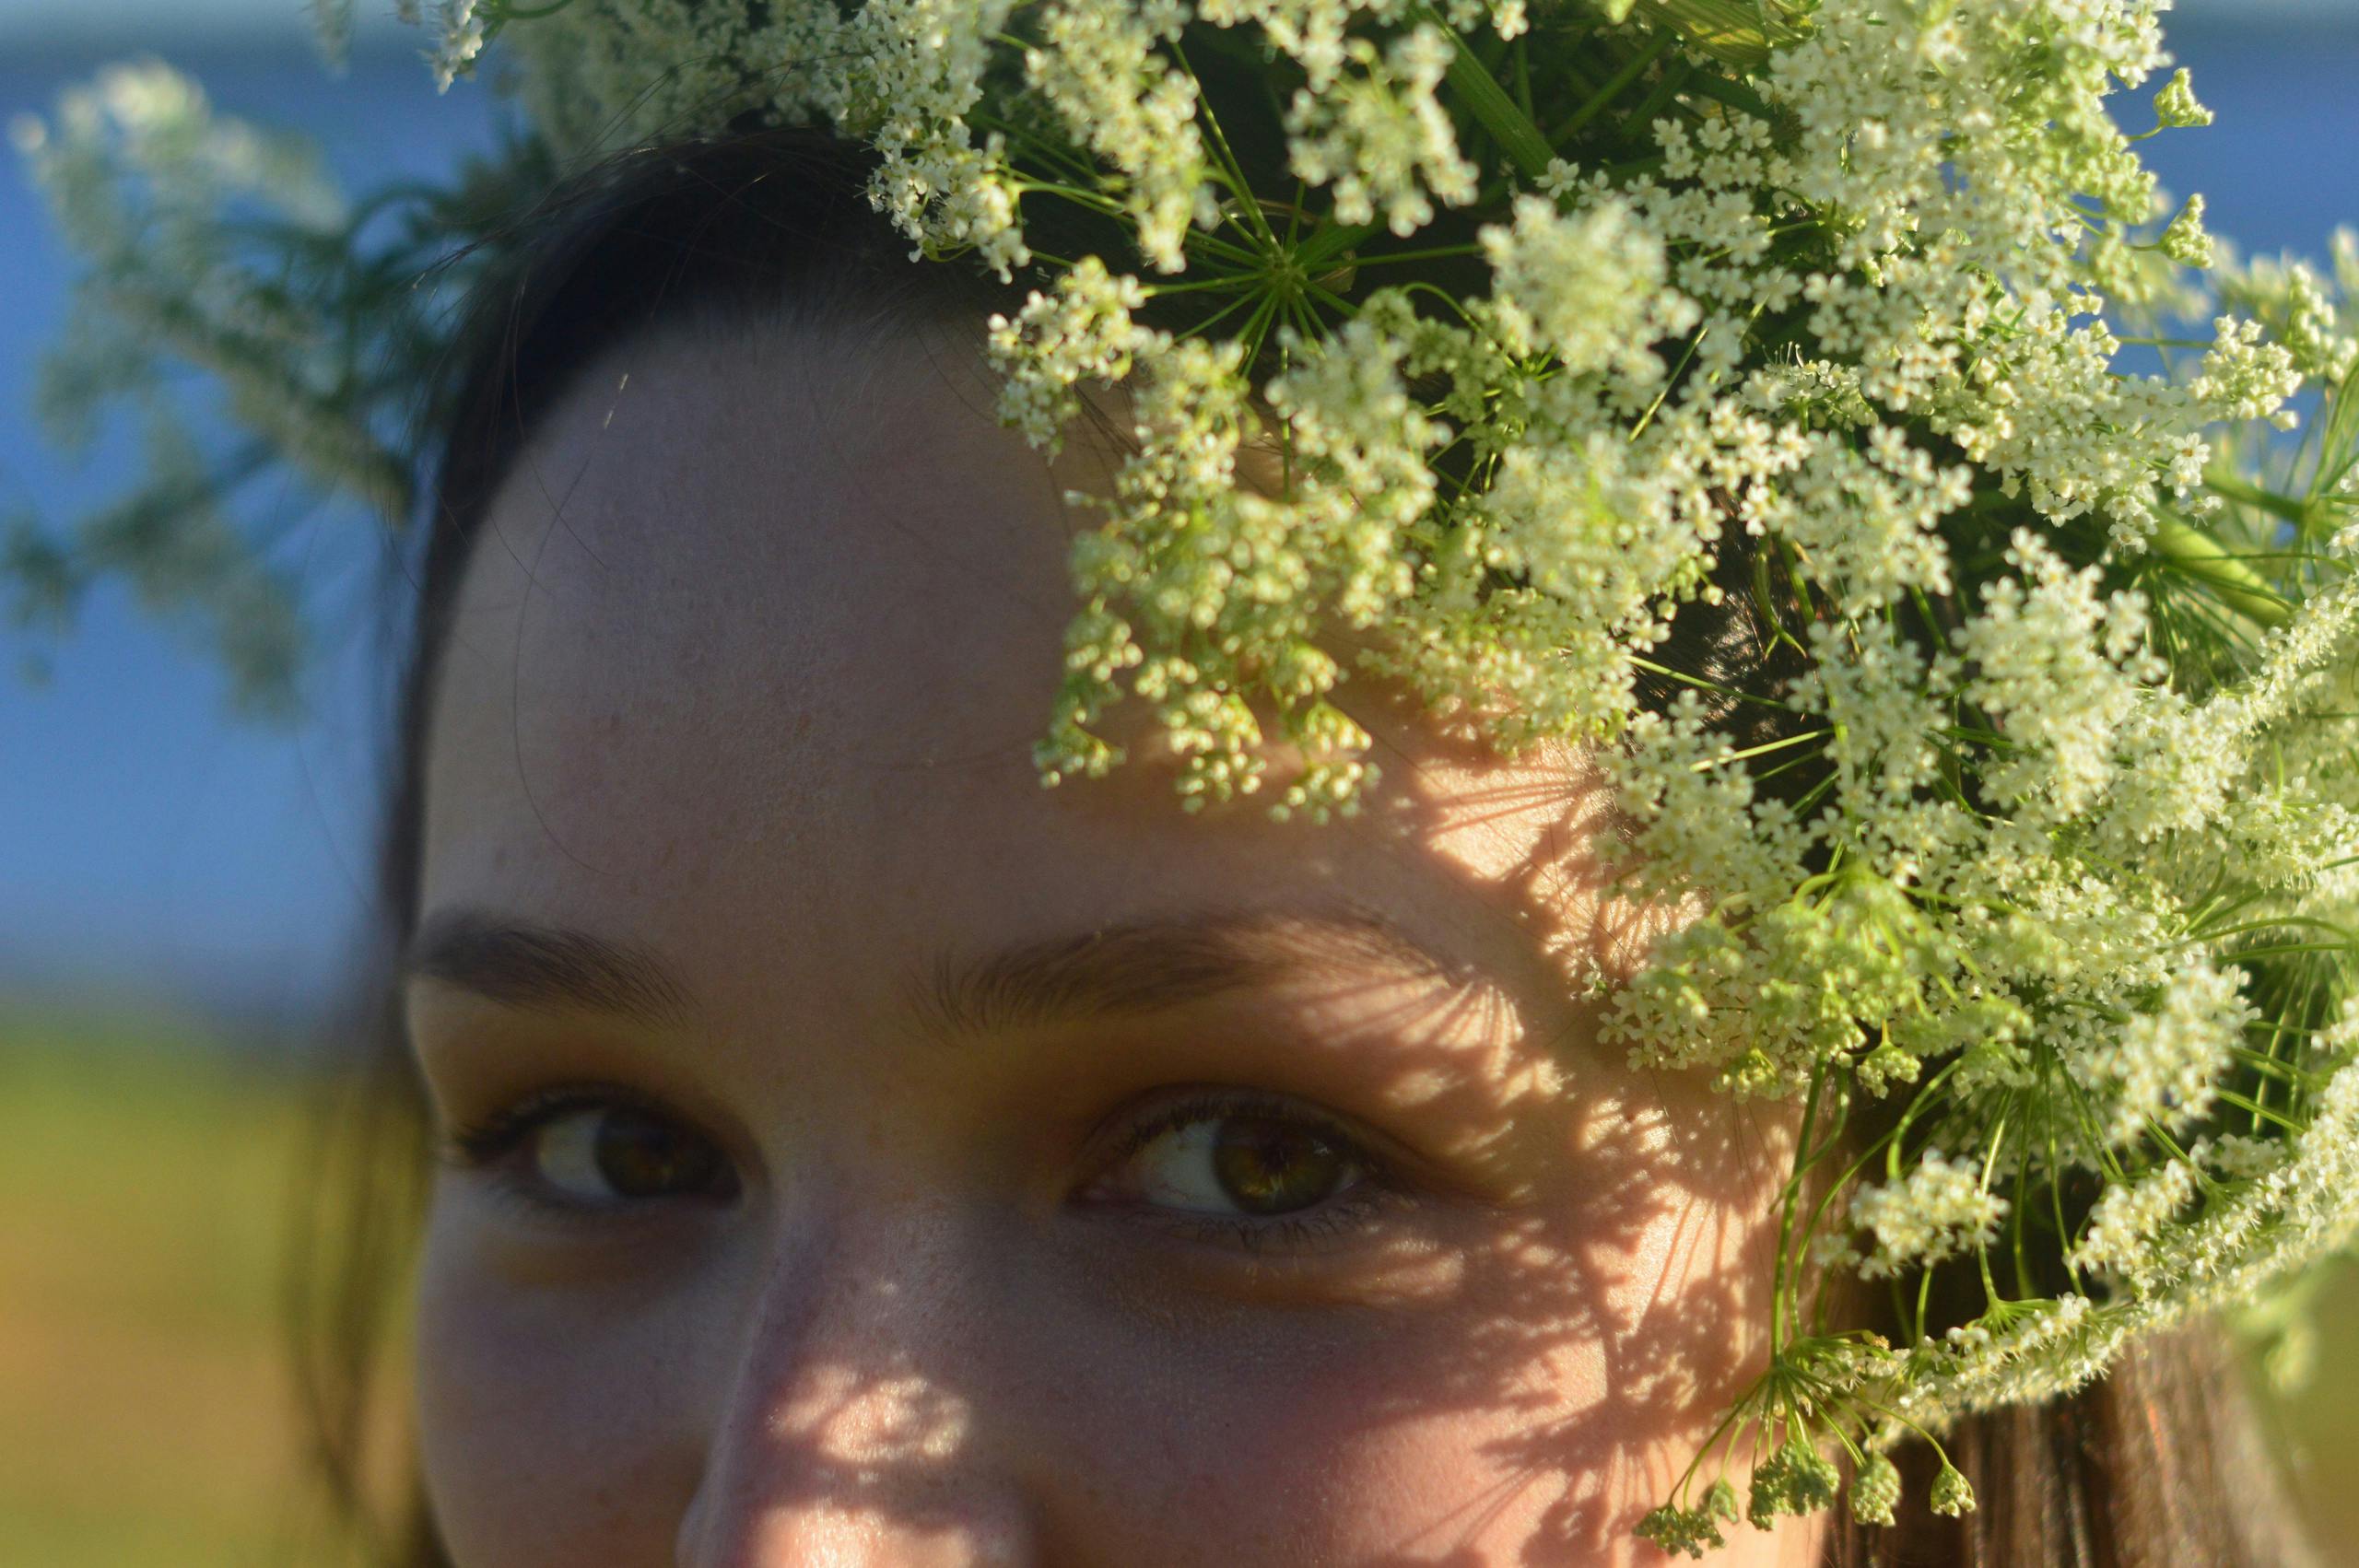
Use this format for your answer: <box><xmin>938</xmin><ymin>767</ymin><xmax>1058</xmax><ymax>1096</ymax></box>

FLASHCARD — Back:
<box><xmin>1318</xmin><ymin>1145</ymin><xmax>1785</xmax><ymax>1561</ymax></box>
<box><xmin>412</xmin><ymin>1211</ymin><xmax>710</xmax><ymax>1567</ymax></box>
<box><xmin>1076</xmin><ymin>1200</ymin><xmax>1778</xmax><ymax>1567</ymax></box>
<box><xmin>1047</xmin><ymin>1311</ymin><xmax>1490</xmax><ymax>1563</ymax></box>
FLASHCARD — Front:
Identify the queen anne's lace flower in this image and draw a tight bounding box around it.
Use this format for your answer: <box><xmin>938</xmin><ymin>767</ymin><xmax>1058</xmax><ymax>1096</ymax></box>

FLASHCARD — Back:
<box><xmin>2070</xmin><ymin>1159</ymin><xmax>2203</xmax><ymax>1282</ymax></box>
<box><xmin>21</xmin><ymin>0</ymin><xmax>2359</xmax><ymax>1543</ymax></box>
<box><xmin>1284</xmin><ymin>22</ymin><xmax>1479</xmax><ymax>238</ymax></box>
<box><xmin>1849</xmin><ymin>1152</ymin><xmax>2009</xmax><ymax>1280</ymax></box>
<box><xmin>425</xmin><ymin>0</ymin><xmax>487</xmax><ymax>89</ymax></box>
<box><xmin>985</xmin><ymin>257</ymin><xmax>1156</xmax><ymax>449</ymax></box>
<box><xmin>1480</xmin><ymin>193</ymin><xmax>1690</xmax><ymax>379</ymax></box>
<box><xmin>2077</xmin><ymin>961</ymin><xmax>2259</xmax><ymax>1149</ymax></box>
<box><xmin>1930</xmin><ymin>1464</ymin><xmax>1977</xmax><ymax>1518</ymax></box>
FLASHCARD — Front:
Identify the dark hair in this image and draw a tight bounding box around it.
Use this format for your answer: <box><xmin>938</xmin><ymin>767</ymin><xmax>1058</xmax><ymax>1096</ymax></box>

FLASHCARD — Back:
<box><xmin>292</xmin><ymin>126</ymin><xmax>2318</xmax><ymax>1568</ymax></box>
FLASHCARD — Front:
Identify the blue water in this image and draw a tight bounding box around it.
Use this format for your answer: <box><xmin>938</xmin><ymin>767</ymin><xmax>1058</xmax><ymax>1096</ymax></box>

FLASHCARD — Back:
<box><xmin>0</xmin><ymin>23</ymin><xmax>2353</xmax><ymax>1026</ymax></box>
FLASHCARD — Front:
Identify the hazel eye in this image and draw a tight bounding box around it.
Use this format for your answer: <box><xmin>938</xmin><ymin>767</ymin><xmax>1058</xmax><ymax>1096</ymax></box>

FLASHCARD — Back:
<box><xmin>496</xmin><ymin>1098</ymin><xmax>738</xmax><ymax>1208</ymax></box>
<box><xmin>1123</xmin><ymin>1101</ymin><xmax>1366</xmax><ymax>1219</ymax></box>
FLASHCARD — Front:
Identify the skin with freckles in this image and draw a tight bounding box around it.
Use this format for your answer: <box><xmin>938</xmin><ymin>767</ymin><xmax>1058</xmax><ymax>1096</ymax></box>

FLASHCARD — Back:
<box><xmin>405</xmin><ymin>306</ymin><xmax>1826</xmax><ymax>1568</ymax></box>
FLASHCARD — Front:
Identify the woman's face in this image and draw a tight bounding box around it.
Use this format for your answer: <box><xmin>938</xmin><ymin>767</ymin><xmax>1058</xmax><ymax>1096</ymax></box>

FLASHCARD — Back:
<box><xmin>406</xmin><ymin>310</ymin><xmax>1818</xmax><ymax>1568</ymax></box>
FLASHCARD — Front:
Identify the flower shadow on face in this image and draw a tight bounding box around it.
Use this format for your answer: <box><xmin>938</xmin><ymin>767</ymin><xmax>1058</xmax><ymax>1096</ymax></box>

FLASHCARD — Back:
<box><xmin>1332</xmin><ymin>746</ymin><xmax>1800</xmax><ymax>1566</ymax></box>
<box><xmin>672</xmin><ymin>755</ymin><xmax>1796</xmax><ymax>1568</ymax></box>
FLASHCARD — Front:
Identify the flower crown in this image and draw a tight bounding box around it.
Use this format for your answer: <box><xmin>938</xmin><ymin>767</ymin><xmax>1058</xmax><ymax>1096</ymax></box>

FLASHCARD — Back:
<box><xmin>17</xmin><ymin>0</ymin><xmax>2359</xmax><ymax>1548</ymax></box>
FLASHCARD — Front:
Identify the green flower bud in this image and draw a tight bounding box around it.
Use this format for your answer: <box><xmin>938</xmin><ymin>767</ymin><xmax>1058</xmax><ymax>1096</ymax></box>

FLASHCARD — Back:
<box><xmin>2159</xmin><ymin>194</ymin><xmax>2215</xmax><ymax>269</ymax></box>
<box><xmin>1849</xmin><ymin>1452</ymin><xmax>1902</xmax><ymax>1527</ymax></box>
<box><xmin>2154</xmin><ymin>68</ymin><xmax>2214</xmax><ymax>131</ymax></box>
<box><xmin>1931</xmin><ymin>1463</ymin><xmax>1977</xmax><ymax>1518</ymax></box>
<box><xmin>1635</xmin><ymin>1503</ymin><xmax>1726</xmax><ymax>1560</ymax></box>
<box><xmin>1748</xmin><ymin>1440</ymin><xmax>1840</xmax><ymax>1527</ymax></box>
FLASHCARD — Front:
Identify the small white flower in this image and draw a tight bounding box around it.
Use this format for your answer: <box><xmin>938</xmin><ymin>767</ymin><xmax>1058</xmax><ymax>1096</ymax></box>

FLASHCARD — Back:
<box><xmin>1849</xmin><ymin>1152</ymin><xmax>2009</xmax><ymax>1280</ymax></box>
<box><xmin>425</xmin><ymin>0</ymin><xmax>486</xmax><ymax>93</ymax></box>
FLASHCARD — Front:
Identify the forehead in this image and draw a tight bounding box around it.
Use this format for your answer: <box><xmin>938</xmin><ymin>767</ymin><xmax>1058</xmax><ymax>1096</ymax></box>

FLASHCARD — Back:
<box><xmin>417</xmin><ymin>318</ymin><xmax>1615</xmax><ymax>1021</ymax></box>
<box><xmin>427</xmin><ymin>320</ymin><xmax>1063</xmax><ymax>866</ymax></box>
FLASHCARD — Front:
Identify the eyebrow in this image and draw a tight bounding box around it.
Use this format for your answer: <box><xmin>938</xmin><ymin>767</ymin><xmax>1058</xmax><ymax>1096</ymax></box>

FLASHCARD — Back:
<box><xmin>404</xmin><ymin>908</ymin><xmax>691</xmax><ymax>1025</ymax></box>
<box><xmin>405</xmin><ymin>902</ymin><xmax>1469</xmax><ymax>1036</ymax></box>
<box><xmin>916</xmin><ymin>904</ymin><xmax>1469</xmax><ymax>1037</ymax></box>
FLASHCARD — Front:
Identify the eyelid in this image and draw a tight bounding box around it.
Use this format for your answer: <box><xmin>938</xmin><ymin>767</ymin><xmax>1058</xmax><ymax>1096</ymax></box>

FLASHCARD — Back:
<box><xmin>437</xmin><ymin>1082</ymin><xmax>739</xmax><ymax>1217</ymax></box>
<box><xmin>1077</xmin><ymin>1083</ymin><xmax>1419</xmax><ymax>1250</ymax></box>
<box><xmin>438</xmin><ymin>1081</ymin><xmax>659</xmax><ymax>1168</ymax></box>
<box><xmin>1089</xmin><ymin>1084</ymin><xmax>1384</xmax><ymax>1177</ymax></box>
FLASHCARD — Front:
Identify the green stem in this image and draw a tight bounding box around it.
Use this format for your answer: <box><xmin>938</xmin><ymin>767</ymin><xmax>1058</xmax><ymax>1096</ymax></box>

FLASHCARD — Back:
<box><xmin>2215</xmin><ymin>1090</ymin><xmax>2306</xmax><ymax>1133</ymax></box>
<box><xmin>1168</xmin><ymin>38</ymin><xmax>1281</xmax><ymax>254</ymax></box>
<box><xmin>1625</xmin><ymin>55</ymin><xmax>1696</xmax><ymax>128</ymax></box>
<box><xmin>2207</xmin><ymin>465</ymin><xmax>2338</xmax><ymax>535</ymax></box>
<box><xmin>1549</xmin><ymin>31</ymin><xmax>1678</xmax><ymax>146</ymax></box>
<box><xmin>1296</xmin><ymin>219</ymin><xmax>1384</xmax><ymax>271</ymax></box>
<box><xmin>2149</xmin><ymin>513</ymin><xmax>2294</xmax><ymax>630</ymax></box>
<box><xmin>1347</xmin><ymin>241</ymin><xmax>1486</xmax><ymax>268</ymax></box>
<box><xmin>1414</xmin><ymin>6</ymin><xmax>1557</xmax><ymax>182</ymax></box>
<box><xmin>1700</xmin><ymin>729</ymin><xmax>1832</xmax><ymax>768</ymax></box>
<box><xmin>1141</xmin><ymin>275</ymin><xmax>1260</xmax><ymax>298</ymax></box>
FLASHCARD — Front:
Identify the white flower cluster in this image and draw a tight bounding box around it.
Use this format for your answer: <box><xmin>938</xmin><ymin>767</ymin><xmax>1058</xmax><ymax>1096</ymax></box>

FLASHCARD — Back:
<box><xmin>1848</xmin><ymin>1152</ymin><xmax>2009</xmax><ymax>1280</ymax></box>
<box><xmin>2080</xmin><ymin>961</ymin><xmax>2259</xmax><ymax>1148</ymax></box>
<box><xmin>984</xmin><ymin>256</ymin><xmax>1153</xmax><ymax>449</ymax></box>
<box><xmin>1955</xmin><ymin>530</ymin><xmax>2167</xmax><ymax>824</ymax></box>
<box><xmin>28</xmin><ymin>0</ymin><xmax>2359</xmax><ymax>1542</ymax></box>
<box><xmin>2070</xmin><ymin>1160</ymin><xmax>2202</xmax><ymax>1278</ymax></box>
<box><xmin>1480</xmin><ymin>193</ymin><xmax>1692</xmax><ymax>382</ymax></box>
<box><xmin>1285</xmin><ymin>21</ymin><xmax>1479</xmax><ymax>239</ymax></box>
<box><xmin>422</xmin><ymin>0</ymin><xmax>487</xmax><ymax>91</ymax></box>
<box><xmin>1891</xmin><ymin>1056</ymin><xmax>2359</xmax><ymax>1433</ymax></box>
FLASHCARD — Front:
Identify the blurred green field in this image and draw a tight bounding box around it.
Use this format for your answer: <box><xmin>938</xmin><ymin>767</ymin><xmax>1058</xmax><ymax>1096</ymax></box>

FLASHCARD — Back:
<box><xmin>0</xmin><ymin>1011</ymin><xmax>387</xmax><ymax>1568</ymax></box>
<box><xmin>6</xmin><ymin>1009</ymin><xmax>2359</xmax><ymax>1566</ymax></box>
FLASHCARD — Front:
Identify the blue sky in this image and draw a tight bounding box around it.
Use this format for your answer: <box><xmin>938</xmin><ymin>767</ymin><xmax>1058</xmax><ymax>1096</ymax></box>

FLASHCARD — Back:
<box><xmin>0</xmin><ymin>45</ymin><xmax>506</xmax><ymax>1027</ymax></box>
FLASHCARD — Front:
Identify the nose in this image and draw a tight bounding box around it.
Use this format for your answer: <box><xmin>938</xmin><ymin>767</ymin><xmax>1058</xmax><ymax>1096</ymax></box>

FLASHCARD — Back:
<box><xmin>675</xmin><ymin>1210</ymin><xmax>1042</xmax><ymax>1568</ymax></box>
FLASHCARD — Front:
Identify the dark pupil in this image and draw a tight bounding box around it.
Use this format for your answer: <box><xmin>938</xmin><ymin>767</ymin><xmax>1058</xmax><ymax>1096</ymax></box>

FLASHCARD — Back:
<box><xmin>593</xmin><ymin>1107</ymin><xmax>728</xmax><ymax>1199</ymax></box>
<box><xmin>1212</xmin><ymin>1117</ymin><xmax>1346</xmax><ymax>1215</ymax></box>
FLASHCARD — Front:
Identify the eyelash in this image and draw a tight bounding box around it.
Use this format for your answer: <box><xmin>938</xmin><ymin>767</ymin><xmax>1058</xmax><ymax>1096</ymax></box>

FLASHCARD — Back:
<box><xmin>439</xmin><ymin>1081</ymin><xmax>721</xmax><ymax>1223</ymax></box>
<box><xmin>443</xmin><ymin>1081</ymin><xmax>642</xmax><ymax>1168</ymax></box>
<box><xmin>1087</xmin><ymin>1085</ymin><xmax>1404</xmax><ymax>1253</ymax></box>
<box><xmin>439</xmin><ymin>1082</ymin><xmax>1405</xmax><ymax>1251</ymax></box>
